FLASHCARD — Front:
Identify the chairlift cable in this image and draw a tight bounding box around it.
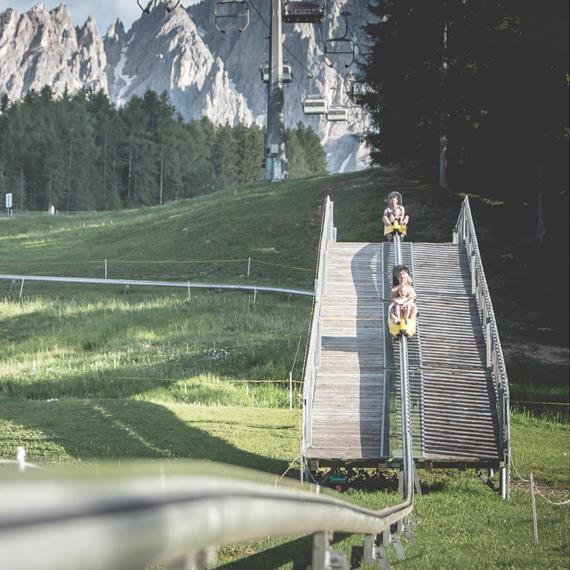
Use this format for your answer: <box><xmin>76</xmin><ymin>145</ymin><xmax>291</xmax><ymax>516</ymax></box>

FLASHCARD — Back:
<box><xmin>248</xmin><ymin>0</ymin><xmax>315</xmax><ymax>79</ymax></box>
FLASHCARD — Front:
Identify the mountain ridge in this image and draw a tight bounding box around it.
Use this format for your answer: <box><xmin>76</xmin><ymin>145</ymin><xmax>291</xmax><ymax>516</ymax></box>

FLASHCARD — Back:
<box><xmin>0</xmin><ymin>1</ymin><xmax>372</xmax><ymax>172</ymax></box>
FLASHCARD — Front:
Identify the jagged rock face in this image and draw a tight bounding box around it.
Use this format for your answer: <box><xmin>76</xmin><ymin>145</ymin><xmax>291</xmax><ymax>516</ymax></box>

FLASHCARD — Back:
<box><xmin>189</xmin><ymin>0</ymin><xmax>373</xmax><ymax>172</ymax></box>
<box><xmin>0</xmin><ymin>3</ymin><xmax>107</xmax><ymax>100</ymax></box>
<box><xmin>0</xmin><ymin>1</ymin><xmax>374</xmax><ymax>171</ymax></box>
<box><xmin>105</xmin><ymin>1</ymin><xmax>252</xmax><ymax>125</ymax></box>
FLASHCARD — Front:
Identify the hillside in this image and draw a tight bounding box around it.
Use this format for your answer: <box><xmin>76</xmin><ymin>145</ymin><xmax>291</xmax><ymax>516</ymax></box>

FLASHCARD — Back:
<box><xmin>1</xmin><ymin>168</ymin><xmax>568</xmax><ymax>568</ymax></box>
<box><xmin>0</xmin><ymin>168</ymin><xmax>568</xmax><ymax>408</ymax></box>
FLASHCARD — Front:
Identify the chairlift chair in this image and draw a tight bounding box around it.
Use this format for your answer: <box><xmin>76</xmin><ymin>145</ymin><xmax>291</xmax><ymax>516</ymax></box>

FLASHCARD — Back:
<box><xmin>282</xmin><ymin>1</ymin><xmax>325</xmax><ymax>24</ymax></box>
<box><xmin>327</xmin><ymin>106</ymin><xmax>349</xmax><ymax>122</ymax></box>
<box><xmin>324</xmin><ymin>37</ymin><xmax>356</xmax><ymax>68</ymax></box>
<box><xmin>137</xmin><ymin>0</ymin><xmax>150</xmax><ymax>14</ymax></box>
<box><xmin>349</xmin><ymin>80</ymin><xmax>371</xmax><ymax>100</ymax></box>
<box><xmin>215</xmin><ymin>0</ymin><xmax>250</xmax><ymax>33</ymax></box>
<box><xmin>260</xmin><ymin>63</ymin><xmax>294</xmax><ymax>84</ymax></box>
<box><xmin>137</xmin><ymin>0</ymin><xmax>180</xmax><ymax>14</ymax></box>
<box><xmin>303</xmin><ymin>94</ymin><xmax>328</xmax><ymax>115</ymax></box>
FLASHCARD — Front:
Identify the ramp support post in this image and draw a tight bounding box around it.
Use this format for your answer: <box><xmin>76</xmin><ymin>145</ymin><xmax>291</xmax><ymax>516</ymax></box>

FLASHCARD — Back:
<box><xmin>363</xmin><ymin>530</ymin><xmax>391</xmax><ymax>569</ymax></box>
<box><xmin>390</xmin><ymin>520</ymin><xmax>406</xmax><ymax>561</ymax></box>
<box><xmin>312</xmin><ymin>531</ymin><xmax>349</xmax><ymax>570</ymax></box>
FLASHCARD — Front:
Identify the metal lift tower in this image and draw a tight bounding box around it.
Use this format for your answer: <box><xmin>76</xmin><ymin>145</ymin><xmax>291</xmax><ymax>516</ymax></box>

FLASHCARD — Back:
<box><xmin>265</xmin><ymin>0</ymin><xmax>287</xmax><ymax>182</ymax></box>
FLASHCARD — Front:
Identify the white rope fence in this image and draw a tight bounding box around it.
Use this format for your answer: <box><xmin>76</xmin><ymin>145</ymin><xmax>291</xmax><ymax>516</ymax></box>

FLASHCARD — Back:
<box><xmin>509</xmin><ymin>452</ymin><xmax>570</xmax><ymax>543</ymax></box>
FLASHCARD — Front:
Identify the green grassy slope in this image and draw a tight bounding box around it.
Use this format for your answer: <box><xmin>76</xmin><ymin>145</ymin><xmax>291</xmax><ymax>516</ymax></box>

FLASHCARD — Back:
<box><xmin>0</xmin><ymin>402</ymin><xmax>567</xmax><ymax>569</ymax></box>
<box><xmin>0</xmin><ymin>168</ymin><xmax>568</xmax><ymax>568</ymax></box>
<box><xmin>1</xmin><ymin>167</ymin><xmax>567</xmax><ymax>408</ymax></box>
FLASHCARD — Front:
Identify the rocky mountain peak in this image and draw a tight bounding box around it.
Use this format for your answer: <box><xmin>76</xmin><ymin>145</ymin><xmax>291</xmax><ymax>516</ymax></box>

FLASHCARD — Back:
<box><xmin>0</xmin><ymin>2</ymin><xmax>107</xmax><ymax>101</ymax></box>
<box><xmin>0</xmin><ymin>0</ymin><xmax>373</xmax><ymax>171</ymax></box>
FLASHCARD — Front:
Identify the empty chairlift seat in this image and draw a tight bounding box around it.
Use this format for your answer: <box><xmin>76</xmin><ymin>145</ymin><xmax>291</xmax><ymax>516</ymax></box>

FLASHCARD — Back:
<box><xmin>327</xmin><ymin>106</ymin><xmax>349</xmax><ymax>122</ymax></box>
<box><xmin>214</xmin><ymin>0</ymin><xmax>250</xmax><ymax>33</ymax></box>
<box><xmin>283</xmin><ymin>1</ymin><xmax>325</xmax><ymax>24</ymax></box>
<box><xmin>260</xmin><ymin>63</ymin><xmax>294</xmax><ymax>84</ymax></box>
<box><xmin>303</xmin><ymin>95</ymin><xmax>328</xmax><ymax>115</ymax></box>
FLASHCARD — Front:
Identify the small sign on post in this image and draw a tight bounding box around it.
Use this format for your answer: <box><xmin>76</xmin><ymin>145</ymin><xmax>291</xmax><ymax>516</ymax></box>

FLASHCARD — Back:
<box><xmin>5</xmin><ymin>192</ymin><xmax>13</xmax><ymax>216</ymax></box>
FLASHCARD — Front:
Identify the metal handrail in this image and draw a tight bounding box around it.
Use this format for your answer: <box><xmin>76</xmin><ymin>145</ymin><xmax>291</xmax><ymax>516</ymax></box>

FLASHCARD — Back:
<box><xmin>0</xmin><ymin>274</ymin><xmax>314</xmax><ymax>298</ymax></box>
<box><xmin>453</xmin><ymin>196</ymin><xmax>511</xmax><ymax>499</ymax></box>
<box><xmin>301</xmin><ymin>196</ymin><xmax>336</xmax><ymax>457</ymax></box>
<box><xmin>0</xmin><ymin>461</ymin><xmax>412</xmax><ymax>570</ymax></box>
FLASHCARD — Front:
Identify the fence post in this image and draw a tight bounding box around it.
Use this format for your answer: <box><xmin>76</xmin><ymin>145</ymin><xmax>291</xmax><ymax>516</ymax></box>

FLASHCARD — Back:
<box><xmin>530</xmin><ymin>473</ymin><xmax>539</xmax><ymax>543</ymax></box>
<box><xmin>187</xmin><ymin>281</ymin><xmax>192</xmax><ymax>302</ymax></box>
<box><xmin>16</xmin><ymin>447</ymin><xmax>26</xmax><ymax>473</ymax></box>
<box><xmin>19</xmin><ymin>279</ymin><xmax>25</xmax><ymax>301</ymax></box>
<box><xmin>247</xmin><ymin>257</ymin><xmax>252</xmax><ymax>279</ymax></box>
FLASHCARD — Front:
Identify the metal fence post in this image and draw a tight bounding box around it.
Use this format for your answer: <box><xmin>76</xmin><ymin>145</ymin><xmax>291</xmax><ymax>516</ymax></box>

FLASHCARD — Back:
<box><xmin>247</xmin><ymin>257</ymin><xmax>251</xmax><ymax>279</ymax></box>
<box><xmin>19</xmin><ymin>279</ymin><xmax>25</xmax><ymax>301</ymax></box>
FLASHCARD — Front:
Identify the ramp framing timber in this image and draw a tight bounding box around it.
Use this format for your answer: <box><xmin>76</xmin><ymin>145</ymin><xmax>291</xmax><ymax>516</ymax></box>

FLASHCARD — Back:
<box><xmin>302</xmin><ymin>196</ymin><xmax>510</xmax><ymax>498</ymax></box>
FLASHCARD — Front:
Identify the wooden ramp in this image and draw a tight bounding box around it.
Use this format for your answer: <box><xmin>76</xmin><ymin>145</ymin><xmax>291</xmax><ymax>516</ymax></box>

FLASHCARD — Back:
<box><xmin>308</xmin><ymin>242</ymin><xmax>391</xmax><ymax>461</ymax></box>
<box><xmin>408</xmin><ymin>243</ymin><xmax>500</xmax><ymax>463</ymax></box>
<box><xmin>306</xmin><ymin>240</ymin><xmax>501</xmax><ymax>467</ymax></box>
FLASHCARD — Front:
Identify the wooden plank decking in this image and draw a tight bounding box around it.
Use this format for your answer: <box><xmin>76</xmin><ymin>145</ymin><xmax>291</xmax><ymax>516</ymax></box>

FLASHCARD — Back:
<box><xmin>409</xmin><ymin>243</ymin><xmax>500</xmax><ymax>462</ymax></box>
<box><xmin>306</xmin><ymin>239</ymin><xmax>501</xmax><ymax>466</ymax></box>
<box><xmin>307</xmin><ymin>242</ymin><xmax>390</xmax><ymax>461</ymax></box>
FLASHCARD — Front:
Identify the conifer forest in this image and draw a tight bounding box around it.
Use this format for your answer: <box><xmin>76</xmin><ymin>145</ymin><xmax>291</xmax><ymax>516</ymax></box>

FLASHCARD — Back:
<box><xmin>0</xmin><ymin>88</ymin><xmax>327</xmax><ymax>212</ymax></box>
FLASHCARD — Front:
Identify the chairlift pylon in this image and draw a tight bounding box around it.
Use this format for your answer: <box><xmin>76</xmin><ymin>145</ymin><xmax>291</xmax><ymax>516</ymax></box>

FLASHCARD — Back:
<box><xmin>214</xmin><ymin>0</ymin><xmax>250</xmax><ymax>33</ymax></box>
<box><xmin>282</xmin><ymin>1</ymin><xmax>325</xmax><ymax>24</ymax></box>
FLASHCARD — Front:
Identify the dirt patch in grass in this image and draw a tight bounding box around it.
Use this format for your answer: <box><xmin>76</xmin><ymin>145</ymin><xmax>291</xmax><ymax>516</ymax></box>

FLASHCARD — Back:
<box><xmin>504</xmin><ymin>343</ymin><xmax>570</xmax><ymax>367</ymax></box>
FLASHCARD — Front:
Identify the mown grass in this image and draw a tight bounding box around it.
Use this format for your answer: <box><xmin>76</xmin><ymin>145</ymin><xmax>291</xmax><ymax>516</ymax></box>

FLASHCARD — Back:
<box><xmin>0</xmin><ymin>166</ymin><xmax>567</xmax><ymax>410</ymax></box>
<box><xmin>1</xmin><ymin>403</ymin><xmax>567</xmax><ymax>569</ymax></box>
<box><xmin>0</xmin><ymin>293</ymin><xmax>309</xmax><ymax>406</ymax></box>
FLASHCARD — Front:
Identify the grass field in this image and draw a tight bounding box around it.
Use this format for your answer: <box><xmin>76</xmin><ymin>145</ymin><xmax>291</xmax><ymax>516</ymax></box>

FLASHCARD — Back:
<box><xmin>0</xmin><ymin>167</ymin><xmax>568</xmax><ymax>568</ymax></box>
<box><xmin>1</xmin><ymin>168</ymin><xmax>567</xmax><ymax>408</ymax></box>
<box><xmin>0</xmin><ymin>402</ymin><xmax>568</xmax><ymax>569</ymax></box>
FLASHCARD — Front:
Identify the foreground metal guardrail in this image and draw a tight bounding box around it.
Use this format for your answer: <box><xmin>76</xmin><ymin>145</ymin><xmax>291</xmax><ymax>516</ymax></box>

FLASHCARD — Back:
<box><xmin>453</xmin><ymin>196</ymin><xmax>511</xmax><ymax>499</ymax></box>
<box><xmin>301</xmin><ymin>196</ymin><xmax>336</xmax><ymax>458</ymax></box>
<box><xmin>0</xmin><ymin>459</ymin><xmax>414</xmax><ymax>570</ymax></box>
<box><xmin>0</xmin><ymin>274</ymin><xmax>314</xmax><ymax>299</ymax></box>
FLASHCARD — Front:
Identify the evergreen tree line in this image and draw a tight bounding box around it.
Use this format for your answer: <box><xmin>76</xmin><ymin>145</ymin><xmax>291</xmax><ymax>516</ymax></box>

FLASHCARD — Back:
<box><xmin>0</xmin><ymin>88</ymin><xmax>327</xmax><ymax>211</ymax></box>
<box><xmin>363</xmin><ymin>0</ymin><xmax>568</xmax><ymax>209</ymax></box>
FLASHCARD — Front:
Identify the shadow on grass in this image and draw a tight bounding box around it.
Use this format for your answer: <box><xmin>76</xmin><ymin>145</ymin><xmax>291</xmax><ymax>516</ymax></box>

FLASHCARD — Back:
<box><xmin>216</xmin><ymin>534</ymin><xmax>351</xmax><ymax>570</ymax></box>
<box><xmin>0</xmin><ymin>399</ymin><xmax>289</xmax><ymax>474</ymax></box>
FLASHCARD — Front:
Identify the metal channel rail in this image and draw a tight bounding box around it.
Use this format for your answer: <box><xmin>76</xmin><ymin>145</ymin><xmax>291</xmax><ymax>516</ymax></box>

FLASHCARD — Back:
<box><xmin>0</xmin><ymin>198</ymin><xmax>416</xmax><ymax>570</ymax></box>
<box><xmin>0</xmin><ymin>274</ymin><xmax>314</xmax><ymax>299</ymax></box>
<box><xmin>453</xmin><ymin>196</ymin><xmax>511</xmax><ymax>498</ymax></box>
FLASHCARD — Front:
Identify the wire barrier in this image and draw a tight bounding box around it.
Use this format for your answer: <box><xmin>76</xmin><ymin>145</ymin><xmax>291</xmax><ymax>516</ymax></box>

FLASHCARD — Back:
<box><xmin>509</xmin><ymin>452</ymin><xmax>570</xmax><ymax>544</ymax></box>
